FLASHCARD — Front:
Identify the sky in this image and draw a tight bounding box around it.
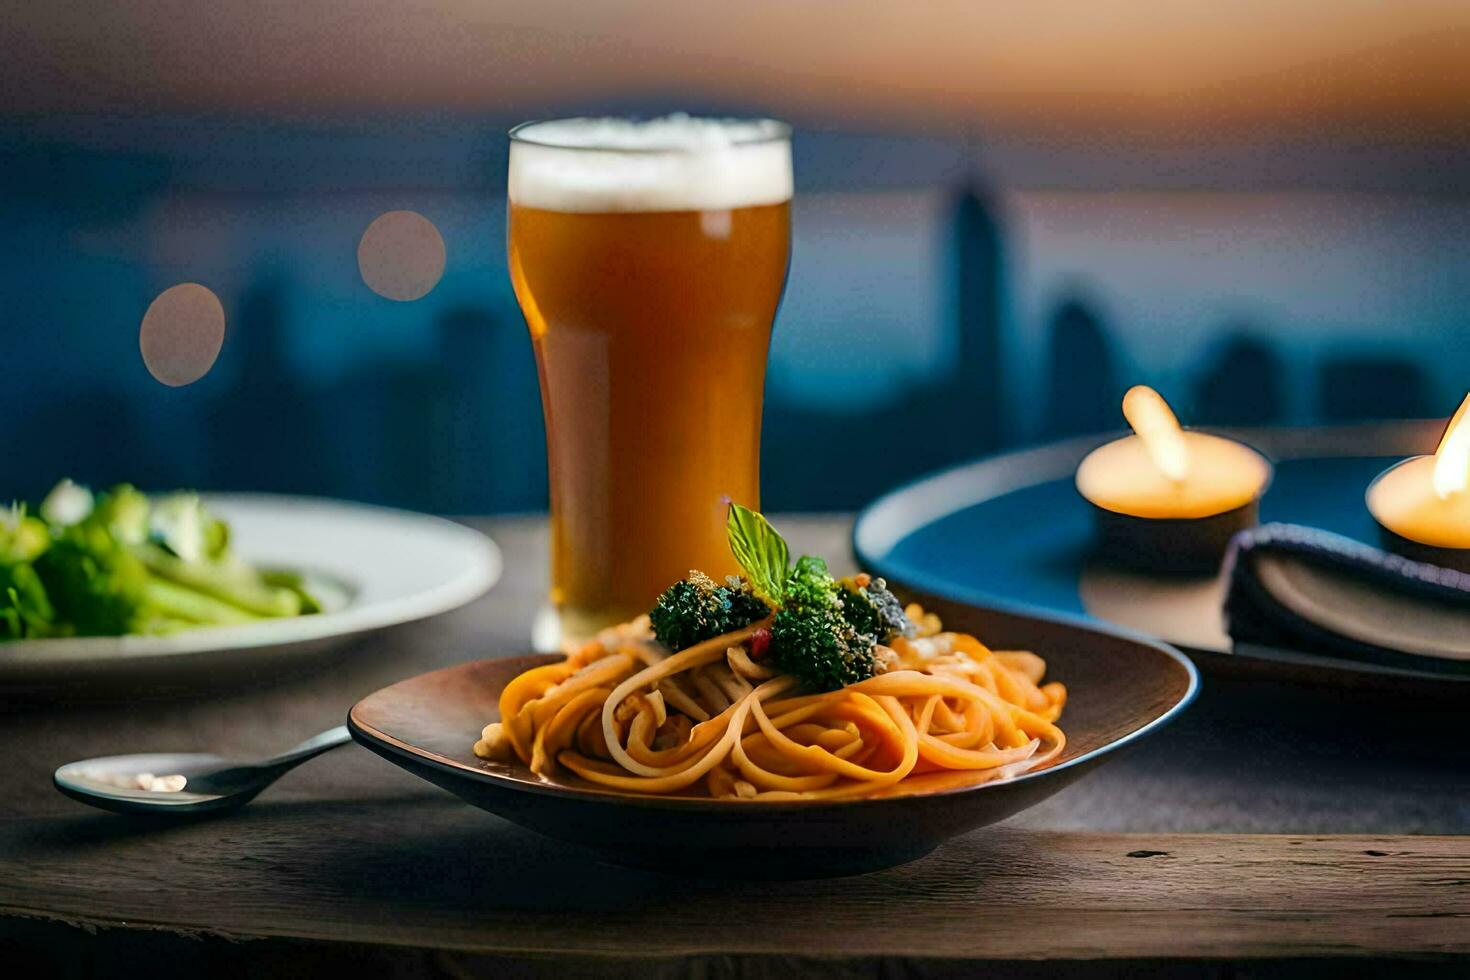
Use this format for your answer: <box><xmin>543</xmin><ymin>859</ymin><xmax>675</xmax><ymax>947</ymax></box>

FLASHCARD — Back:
<box><xmin>4</xmin><ymin>1</ymin><xmax>1466</xmax><ymax>141</ymax></box>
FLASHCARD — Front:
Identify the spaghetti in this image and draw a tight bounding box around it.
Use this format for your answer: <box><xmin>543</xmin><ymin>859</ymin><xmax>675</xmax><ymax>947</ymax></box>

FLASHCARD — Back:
<box><xmin>475</xmin><ymin>603</ymin><xmax>1067</xmax><ymax>801</ymax></box>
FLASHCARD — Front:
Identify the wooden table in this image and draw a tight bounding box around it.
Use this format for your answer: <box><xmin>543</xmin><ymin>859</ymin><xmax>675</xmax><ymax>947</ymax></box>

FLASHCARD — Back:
<box><xmin>2</xmin><ymin>516</ymin><xmax>1467</xmax><ymax>977</ymax></box>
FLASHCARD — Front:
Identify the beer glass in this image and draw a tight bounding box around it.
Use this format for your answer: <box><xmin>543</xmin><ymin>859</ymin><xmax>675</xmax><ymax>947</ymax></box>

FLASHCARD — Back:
<box><xmin>507</xmin><ymin>117</ymin><xmax>793</xmax><ymax>646</ymax></box>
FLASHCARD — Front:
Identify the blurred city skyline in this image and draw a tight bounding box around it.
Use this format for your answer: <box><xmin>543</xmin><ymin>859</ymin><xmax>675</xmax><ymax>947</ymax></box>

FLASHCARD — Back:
<box><xmin>5</xmin><ymin>168</ymin><xmax>1464</xmax><ymax>512</ymax></box>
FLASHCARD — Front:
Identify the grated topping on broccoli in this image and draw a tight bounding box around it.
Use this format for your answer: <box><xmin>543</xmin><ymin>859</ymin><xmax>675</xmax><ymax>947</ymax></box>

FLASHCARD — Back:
<box><xmin>650</xmin><ymin>571</ymin><xmax>770</xmax><ymax>651</ymax></box>
<box><xmin>839</xmin><ymin>576</ymin><xmax>916</xmax><ymax>644</ymax></box>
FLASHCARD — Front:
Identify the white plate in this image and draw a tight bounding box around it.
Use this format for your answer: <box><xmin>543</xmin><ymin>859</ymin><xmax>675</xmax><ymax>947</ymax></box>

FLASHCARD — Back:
<box><xmin>0</xmin><ymin>494</ymin><xmax>501</xmax><ymax>691</ymax></box>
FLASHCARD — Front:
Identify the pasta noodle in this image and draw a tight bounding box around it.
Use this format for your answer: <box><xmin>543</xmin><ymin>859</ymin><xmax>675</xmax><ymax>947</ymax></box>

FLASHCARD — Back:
<box><xmin>475</xmin><ymin>604</ymin><xmax>1067</xmax><ymax>801</ymax></box>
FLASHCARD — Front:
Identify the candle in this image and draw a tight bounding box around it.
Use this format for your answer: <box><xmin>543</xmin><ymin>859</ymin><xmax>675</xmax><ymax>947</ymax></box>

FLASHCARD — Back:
<box><xmin>1366</xmin><ymin>393</ymin><xmax>1470</xmax><ymax>572</ymax></box>
<box><xmin>1076</xmin><ymin>385</ymin><xmax>1272</xmax><ymax>572</ymax></box>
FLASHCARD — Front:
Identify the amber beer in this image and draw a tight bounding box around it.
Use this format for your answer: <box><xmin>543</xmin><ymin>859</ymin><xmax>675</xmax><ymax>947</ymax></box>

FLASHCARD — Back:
<box><xmin>507</xmin><ymin>118</ymin><xmax>793</xmax><ymax>644</ymax></box>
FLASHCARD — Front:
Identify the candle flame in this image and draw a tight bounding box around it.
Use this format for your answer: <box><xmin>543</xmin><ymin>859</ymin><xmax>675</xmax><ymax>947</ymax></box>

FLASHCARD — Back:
<box><xmin>1432</xmin><ymin>392</ymin><xmax>1470</xmax><ymax>500</ymax></box>
<box><xmin>1122</xmin><ymin>385</ymin><xmax>1190</xmax><ymax>483</ymax></box>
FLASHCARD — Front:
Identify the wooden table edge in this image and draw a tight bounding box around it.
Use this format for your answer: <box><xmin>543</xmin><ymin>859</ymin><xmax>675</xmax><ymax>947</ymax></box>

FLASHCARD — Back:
<box><xmin>3</xmin><ymin>831</ymin><xmax>1467</xmax><ymax>963</ymax></box>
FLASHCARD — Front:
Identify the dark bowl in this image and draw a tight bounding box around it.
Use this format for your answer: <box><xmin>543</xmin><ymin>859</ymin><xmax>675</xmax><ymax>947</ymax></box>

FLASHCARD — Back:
<box><xmin>348</xmin><ymin>599</ymin><xmax>1198</xmax><ymax>879</ymax></box>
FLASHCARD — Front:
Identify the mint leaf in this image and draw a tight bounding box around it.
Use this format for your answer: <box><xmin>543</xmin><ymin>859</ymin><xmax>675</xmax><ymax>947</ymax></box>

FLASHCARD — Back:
<box><xmin>725</xmin><ymin>502</ymin><xmax>789</xmax><ymax>603</ymax></box>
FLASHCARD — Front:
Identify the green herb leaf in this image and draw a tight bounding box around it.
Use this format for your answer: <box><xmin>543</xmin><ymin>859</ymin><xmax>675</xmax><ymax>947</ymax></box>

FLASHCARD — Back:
<box><xmin>725</xmin><ymin>502</ymin><xmax>789</xmax><ymax>603</ymax></box>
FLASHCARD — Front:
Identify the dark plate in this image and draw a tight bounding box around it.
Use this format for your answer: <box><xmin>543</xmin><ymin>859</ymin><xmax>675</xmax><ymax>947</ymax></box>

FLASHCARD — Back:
<box><xmin>854</xmin><ymin>420</ymin><xmax>1469</xmax><ymax>696</ymax></box>
<box><xmin>348</xmin><ymin>601</ymin><xmax>1197</xmax><ymax>879</ymax></box>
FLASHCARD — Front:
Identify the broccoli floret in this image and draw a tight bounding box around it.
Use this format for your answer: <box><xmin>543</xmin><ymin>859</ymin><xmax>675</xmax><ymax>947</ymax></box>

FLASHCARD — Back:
<box><xmin>785</xmin><ymin>555</ymin><xmax>839</xmax><ymax>611</ymax></box>
<box><xmin>771</xmin><ymin>606</ymin><xmax>877</xmax><ymax>693</ymax></box>
<box><xmin>0</xmin><ymin>562</ymin><xmax>60</xmax><ymax>640</ymax></box>
<box><xmin>650</xmin><ymin>571</ymin><xmax>769</xmax><ymax>651</ymax></box>
<box><xmin>725</xmin><ymin>582</ymin><xmax>770</xmax><ymax>627</ymax></box>
<box><xmin>0</xmin><ymin>505</ymin><xmax>50</xmax><ymax>565</ymax></box>
<box><xmin>839</xmin><ymin>576</ymin><xmax>916</xmax><ymax>643</ymax></box>
<box><xmin>90</xmin><ymin>484</ymin><xmax>150</xmax><ymax>545</ymax></box>
<box><xmin>34</xmin><ymin>523</ymin><xmax>152</xmax><ymax>636</ymax></box>
<box><xmin>838</xmin><ymin>586</ymin><xmax>881</xmax><ymax>638</ymax></box>
<box><xmin>770</xmin><ymin>555</ymin><xmax>879</xmax><ymax>692</ymax></box>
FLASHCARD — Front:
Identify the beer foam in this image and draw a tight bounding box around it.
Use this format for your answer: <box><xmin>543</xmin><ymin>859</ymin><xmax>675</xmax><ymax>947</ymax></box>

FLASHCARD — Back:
<box><xmin>509</xmin><ymin>116</ymin><xmax>792</xmax><ymax>213</ymax></box>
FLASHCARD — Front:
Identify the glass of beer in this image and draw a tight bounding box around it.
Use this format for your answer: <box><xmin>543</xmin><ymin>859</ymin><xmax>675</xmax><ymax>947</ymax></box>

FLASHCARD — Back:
<box><xmin>507</xmin><ymin>116</ymin><xmax>793</xmax><ymax>646</ymax></box>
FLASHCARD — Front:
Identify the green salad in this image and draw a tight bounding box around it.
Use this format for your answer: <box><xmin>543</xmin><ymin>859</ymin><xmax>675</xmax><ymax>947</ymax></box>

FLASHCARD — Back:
<box><xmin>0</xmin><ymin>480</ymin><xmax>320</xmax><ymax>641</ymax></box>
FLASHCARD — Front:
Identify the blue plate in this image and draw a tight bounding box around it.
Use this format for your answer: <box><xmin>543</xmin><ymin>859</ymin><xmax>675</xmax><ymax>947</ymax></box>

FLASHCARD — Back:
<box><xmin>855</xmin><ymin>421</ymin><xmax>1468</xmax><ymax>693</ymax></box>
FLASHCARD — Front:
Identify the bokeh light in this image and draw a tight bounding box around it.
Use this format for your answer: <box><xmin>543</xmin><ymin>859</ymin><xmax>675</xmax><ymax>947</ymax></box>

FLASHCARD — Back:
<box><xmin>138</xmin><ymin>282</ymin><xmax>226</xmax><ymax>387</ymax></box>
<box><xmin>357</xmin><ymin>210</ymin><xmax>446</xmax><ymax>302</ymax></box>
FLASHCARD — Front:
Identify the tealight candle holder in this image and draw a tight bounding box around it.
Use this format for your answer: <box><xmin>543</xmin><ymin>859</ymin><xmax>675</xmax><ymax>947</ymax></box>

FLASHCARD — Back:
<box><xmin>1075</xmin><ymin>386</ymin><xmax>1273</xmax><ymax>574</ymax></box>
<box><xmin>1366</xmin><ymin>394</ymin><xmax>1470</xmax><ymax>574</ymax></box>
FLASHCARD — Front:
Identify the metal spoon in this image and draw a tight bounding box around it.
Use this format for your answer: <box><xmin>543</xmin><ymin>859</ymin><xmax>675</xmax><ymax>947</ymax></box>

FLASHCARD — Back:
<box><xmin>54</xmin><ymin>725</ymin><xmax>352</xmax><ymax>815</ymax></box>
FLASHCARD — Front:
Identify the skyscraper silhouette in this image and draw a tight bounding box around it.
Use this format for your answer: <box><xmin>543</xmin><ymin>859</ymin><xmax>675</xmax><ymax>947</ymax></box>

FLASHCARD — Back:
<box><xmin>206</xmin><ymin>274</ymin><xmax>340</xmax><ymax>496</ymax></box>
<box><xmin>1194</xmin><ymin>331</ymin><xmax>1285</xmax><ymax>426</ymax></box>
<box><xmin>949</xmin><ymin>181</ymin><xmax>1005</xmax><ymax>454</ymax></box>
<box><xmin>763</xmin><ymin>179</ymin><xmax>1011</xmax><ymax>508</ymax></box>
<box><xmin>1042</xmin><ymin>296</ymin><xmax>1116</xmax><ymax>437</ymax></box>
